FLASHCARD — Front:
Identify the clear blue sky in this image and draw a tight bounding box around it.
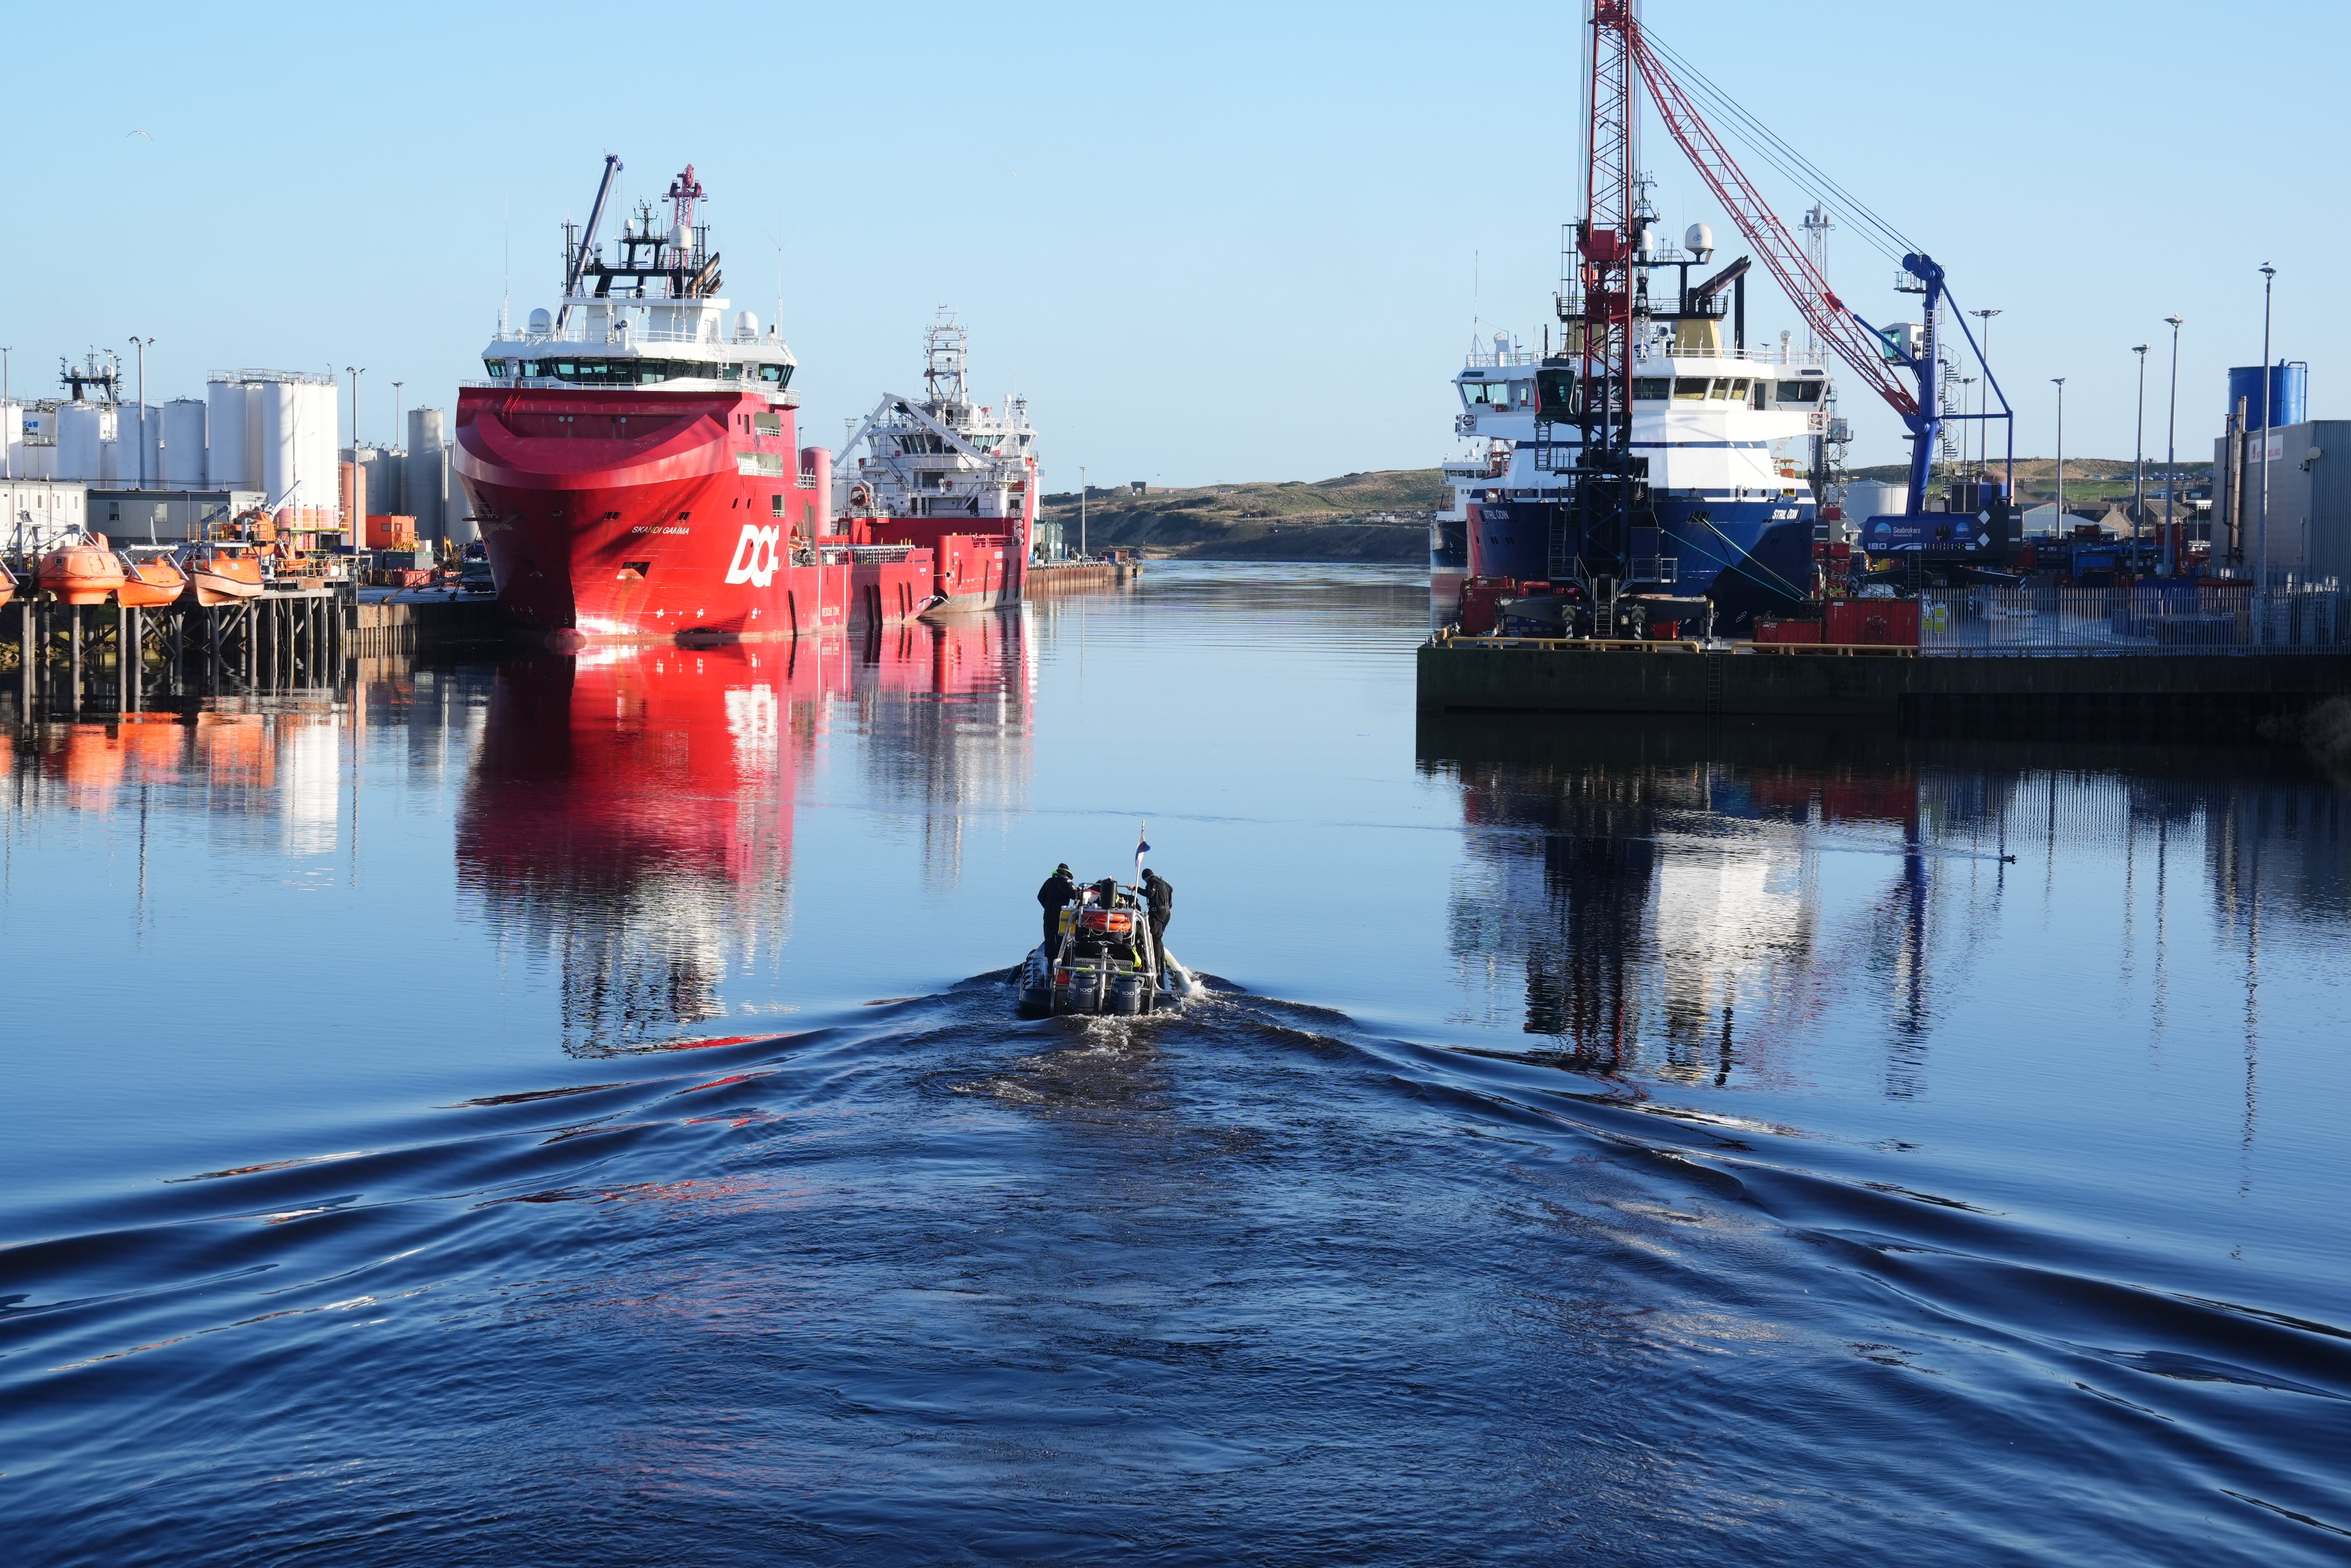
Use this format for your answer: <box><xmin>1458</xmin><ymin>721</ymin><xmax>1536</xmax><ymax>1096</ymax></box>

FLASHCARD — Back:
<box><xmin>6</xmin><ymin>0</ymin><xmax>2341</xmax><ymax>486</ymax></box>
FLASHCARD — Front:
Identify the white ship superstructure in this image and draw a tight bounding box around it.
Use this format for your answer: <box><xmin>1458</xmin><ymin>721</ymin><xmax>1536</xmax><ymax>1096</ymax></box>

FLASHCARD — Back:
<box><xmin>836</xmin><ymin>311</ymin><xmax>1037</xmax><ymax>527</ymax></box>
<box><xmin>1434</xmin><ymin>225</ymin><xmax>1846</xmax><ymax>624</ymax></box>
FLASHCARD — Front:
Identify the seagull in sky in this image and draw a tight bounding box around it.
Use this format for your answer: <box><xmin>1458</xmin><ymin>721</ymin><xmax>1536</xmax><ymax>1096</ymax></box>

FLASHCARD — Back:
<box><xmin>127</xmin><ymin>129</ymin><xmax>152</xmax><ymax>140</ymax></box>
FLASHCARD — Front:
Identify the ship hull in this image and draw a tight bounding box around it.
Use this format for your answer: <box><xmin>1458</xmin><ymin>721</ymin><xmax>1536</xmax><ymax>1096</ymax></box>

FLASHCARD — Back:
<box><xmin>1468</xmin><ymin>493</ymin><xmax>1815</xmax><ymax>622</ymax></box>
<box><xmin>455</xmin><ymin>386</ymin><xmax>962</xmax><ymax>642</ymax></box>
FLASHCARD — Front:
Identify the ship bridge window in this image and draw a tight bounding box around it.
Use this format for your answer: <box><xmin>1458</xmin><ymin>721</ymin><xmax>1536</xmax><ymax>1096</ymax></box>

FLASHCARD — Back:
<box><xmin>1633</xmin><ymin>378</ymin><xmax>1671</xmax><ymax>401</ymax></box>
<box><xmin>1673</xmin><ymin>377</ymin><xmax>1712</xmax><ymax>399</ymax></box>
<box><xmin>1706</xmin><ymin>379</ymin><xmax>1732</xmax><ymax>399</ymax></box>
<box><xmin>1776</xmin><ymin>380</ymin><xmax>1825</xmax><ymax>403</ymax></box>
<box><xmin>755</xmin><ymin>363</ymin><xmax>789</xmax><ymax>385</ymax></box>
<box><xmin>1535</xmin><ymin>369</ymin><xmax>1578</xmax><ymax>417</ymax></box>
<box><xmin>1460</xmin><ymin>380</ymin><xmax>1511</xmax><ymax>408</ymax></box>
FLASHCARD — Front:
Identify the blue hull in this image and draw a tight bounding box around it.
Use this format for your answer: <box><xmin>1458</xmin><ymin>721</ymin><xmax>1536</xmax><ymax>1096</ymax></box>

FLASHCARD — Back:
<box><xmin>1468</xmin><ymin>495</ymin><xmax>1815</xmax><ymax>621</ymax></box>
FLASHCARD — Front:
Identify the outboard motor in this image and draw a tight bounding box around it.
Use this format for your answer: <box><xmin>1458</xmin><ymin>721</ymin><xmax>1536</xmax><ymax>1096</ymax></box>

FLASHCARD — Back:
<box><xmin>1110</xmin><ymin>972</ymin><xmax>1146</xmax><ymax>1015</ymax></box>
<box><xmin>1068</xmin><ymin>970</ymin><xmax>1104</xmax><ymax>1012</ymax></box>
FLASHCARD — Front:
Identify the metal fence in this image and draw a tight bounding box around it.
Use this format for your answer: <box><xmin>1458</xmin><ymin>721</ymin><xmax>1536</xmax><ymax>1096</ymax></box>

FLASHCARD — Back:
<box><xmin>1918</xmin><ymin>583</ymin><xmax>2347</xmax><ymax>655</ymax></box>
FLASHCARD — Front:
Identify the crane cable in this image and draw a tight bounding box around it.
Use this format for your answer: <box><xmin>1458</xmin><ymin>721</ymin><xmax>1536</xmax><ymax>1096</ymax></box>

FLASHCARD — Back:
<box><xmin>1643</xmin><ymin>31</ymin><xmax>1915</xmax><ymax>266</ymax></box>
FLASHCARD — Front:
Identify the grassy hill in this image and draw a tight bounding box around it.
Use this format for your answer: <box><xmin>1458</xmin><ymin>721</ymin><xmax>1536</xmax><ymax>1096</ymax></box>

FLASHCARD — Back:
<box><xmin>1849</xmin><ymin>458</ymin><xmax>2212</xmax><ymax>507</ymax></box>
<box><xmin>1040</xmin><ymin>470</ymin><xmax>1444</xmax><ymax>561</ymax></box>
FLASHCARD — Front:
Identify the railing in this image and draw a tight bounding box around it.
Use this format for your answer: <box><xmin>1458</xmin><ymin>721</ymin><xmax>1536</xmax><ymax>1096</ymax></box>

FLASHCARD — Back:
<box><xmin>1918</xmin><ymin>584</ymin><xmax>2348</xmax><ymax>655</ymax></box>
<box><xmin>490</xmin><ymin>321</ymin><xmax>739</xmax><ymax>348</ymax></box>
<box><xmin>1633</xmin><ymin>344</ymin><xmax>1828</xmax><ymax>367</ymax></box>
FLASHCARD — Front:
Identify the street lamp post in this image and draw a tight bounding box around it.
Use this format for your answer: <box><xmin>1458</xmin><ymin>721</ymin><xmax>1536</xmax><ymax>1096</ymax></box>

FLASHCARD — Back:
<box><xmin>2257</xmin><ymin>263</ymin><xmax>2276</xmax><ymax>596</ymax></box>
<box><xmin>2132</xmin><ymin>343</ymin><xmax>2149</xmax><ymax>559</ymax></box>
<box><xmin>392</xmin><ymin>381</ymin><xmax>404</xmax><ymax>454</ymax></box>
<box><xmin>1</xmin><ymin>346</ymin><xmax>12</xmax><ymax>480</ymax></box>
<box><xmin>1079</xmin><ymin>465</ymin><xmax>1087</xmax><ymax>559</ymax></box>
<box><xmin>1960</xmin><ymin>375</ymin><xmax>1977</xmax><ymax>459</ymax></box>
<box><xmin>2052</xmin><ymin>378</ymin><xmax>2066</xmax><ymax>536</ymax></box>
<box><xmin>128</xmin><ymin>336</ymin><xmax>155</xmax><ymax>490</ymax></box>
<box><xmin>1971</xmin><ymin>309</ymin><xmax>2000</xmax><ymax>479</ymax></box>
<box><xmin>346</xmin><ymin>366</ymin><xmax>364</xmax><ymax>451</ymax></box>
<box><xmin>2164</xmin><ymin>314</ymin><xmax>2183</xmax><ymax>576</ymax></box>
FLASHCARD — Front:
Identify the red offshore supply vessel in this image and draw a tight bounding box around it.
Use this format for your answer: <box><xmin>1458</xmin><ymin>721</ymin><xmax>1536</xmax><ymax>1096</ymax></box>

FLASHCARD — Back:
<box><xmin>454</xmin><ymin>156</ymin><xmax>1033</xmax><ymax>641</ymax></box>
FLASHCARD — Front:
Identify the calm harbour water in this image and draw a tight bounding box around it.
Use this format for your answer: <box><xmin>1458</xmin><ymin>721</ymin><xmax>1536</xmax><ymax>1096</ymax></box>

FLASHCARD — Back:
<box><xmin>3</xmin><ymin>562</ymin><xmax>2348</xmax><ymax>1564</ymax></box>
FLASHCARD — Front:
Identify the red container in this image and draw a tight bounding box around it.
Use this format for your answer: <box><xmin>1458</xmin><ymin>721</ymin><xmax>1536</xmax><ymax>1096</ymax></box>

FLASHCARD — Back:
<box><xmin>1457</xmin><ymin>578</ymin><xmax>1516</xmax><ymax>635</ymax></box>
<box><xmin>1754</xmin><ymin>618</ymin><xmax>1823</xmax><ymax>644</ymax></box>
<box><xmin>1824</xmin><ymin>598</ymin><xmax>1920</xmax><ymax>646</ymax></box>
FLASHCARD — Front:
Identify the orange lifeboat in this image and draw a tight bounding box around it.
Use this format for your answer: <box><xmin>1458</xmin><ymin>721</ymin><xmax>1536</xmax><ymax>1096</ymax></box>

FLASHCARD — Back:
<box><xmin>178</xmin><ymin>541</ymin><xmax>265</xmax><ymax>607</ymax></box>
<box><xmin>116</xmin><ymin>547</ymin><xmax>189</xmax><ymax>609</ymax></box>
<box><xmin>39</xmin><ymin>531</ymin><xmax>127</xmax><ymax>605</ymax></box>
<box><xmin>0</xmin><ymin>560</ymin><xmax>17</xmax><ymax>611</ymax></box>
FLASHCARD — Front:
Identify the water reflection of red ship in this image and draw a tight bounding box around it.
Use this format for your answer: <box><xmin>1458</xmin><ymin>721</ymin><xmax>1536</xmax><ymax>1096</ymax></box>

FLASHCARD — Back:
<box><xmin>455</xmin><ymin>616</ymin><xmax>1028</xmax><ymax>1052</ymax></box>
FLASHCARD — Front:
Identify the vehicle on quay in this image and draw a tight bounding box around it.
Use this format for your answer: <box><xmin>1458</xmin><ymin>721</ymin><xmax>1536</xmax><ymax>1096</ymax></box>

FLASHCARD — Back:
<box><xmin>1018</xmin><ymin>879</ymin><xmax>1191</xmax><ymax>1017</ymax></box>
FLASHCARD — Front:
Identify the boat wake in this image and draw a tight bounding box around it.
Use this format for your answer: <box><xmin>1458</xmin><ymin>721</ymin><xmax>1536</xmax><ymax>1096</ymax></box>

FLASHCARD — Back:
<box><xmin>4</xmin><ymin>977</ymin><xmax>2348</xmax><ymax>1565</ymax></box>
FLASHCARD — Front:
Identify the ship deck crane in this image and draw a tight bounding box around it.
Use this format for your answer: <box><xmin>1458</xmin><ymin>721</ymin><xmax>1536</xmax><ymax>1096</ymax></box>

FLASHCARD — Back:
<box><xmin>1579</xmin><ymin>2</ymin><xmax>2013</xmax><ymax>529</ymax></box>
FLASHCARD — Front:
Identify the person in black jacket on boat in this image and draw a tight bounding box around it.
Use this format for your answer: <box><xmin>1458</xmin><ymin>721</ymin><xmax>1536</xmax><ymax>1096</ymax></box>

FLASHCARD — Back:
<box><xmin>1140</xmin><ymin>868</ymin><xmax>1173</xmax><ymax>974</ymax></box>
<box><xmin>1038</xmin><ymin>864</ymin><xmax>1078</xmax><ymax>949</ymax></box>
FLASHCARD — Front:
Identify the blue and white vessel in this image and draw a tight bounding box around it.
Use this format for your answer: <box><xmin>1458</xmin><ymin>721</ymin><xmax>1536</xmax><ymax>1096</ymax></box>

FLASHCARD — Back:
<box><xmin>1432</xmin><ymin>224</ymin><xmax>1837</xmax><ymax>627</ymax></box>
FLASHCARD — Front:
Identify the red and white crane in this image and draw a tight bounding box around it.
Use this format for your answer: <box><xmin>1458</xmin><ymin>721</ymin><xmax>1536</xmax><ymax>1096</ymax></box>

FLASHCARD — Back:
<box><xmin>1571</xmin><ymin>1</ymin><xmax>2009</xmax><ymax>525</ymax></box>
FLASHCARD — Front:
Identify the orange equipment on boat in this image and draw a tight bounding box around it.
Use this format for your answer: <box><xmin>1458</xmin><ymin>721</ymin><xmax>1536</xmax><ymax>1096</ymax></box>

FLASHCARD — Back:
<box><xmin>38</xmin><ymin>532</ymin><xmax>127</xmax><ymax>605</ymax></box>
<box><xmin>0</xmin><ymin>560</ymin><xmax>17</xmax><ymax>612</ymax></box>
<box><xmin>177</xmin><ymin>541</ymin><xmax>265</xmax><ymax>607</ymax></box>
<box><xmin>115</xmin><ymin>548</ymin><xmax>189</xmax><ymax>609</ymax></box>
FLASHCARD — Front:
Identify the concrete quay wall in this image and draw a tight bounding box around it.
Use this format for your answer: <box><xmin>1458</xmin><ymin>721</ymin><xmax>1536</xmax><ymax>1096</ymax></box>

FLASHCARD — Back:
<box><xmin>1416</xmin><ymin>640</ymin><xmax>2351</xmax><ymax>737</ymax></box>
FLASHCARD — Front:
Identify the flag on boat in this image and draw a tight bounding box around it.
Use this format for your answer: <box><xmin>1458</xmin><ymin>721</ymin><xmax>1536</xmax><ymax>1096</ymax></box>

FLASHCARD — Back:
<box><xmin>1134</xmin><ymin>822</ymin><xmax>1151</xmax><ymax>878</ymax></box>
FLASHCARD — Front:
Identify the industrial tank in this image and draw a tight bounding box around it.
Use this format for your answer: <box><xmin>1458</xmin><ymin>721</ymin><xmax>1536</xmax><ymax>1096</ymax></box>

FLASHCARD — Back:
<box><xmin>2226</xmin><ymin>361</ymin><xmax>2307</xmax><ymax>428</ymax></box>
<box><xmin>112</xmin><ymin>404</ymin><xmax>147</xmax><ymax>486</ymax></box>
<box><xmin>206</xmin><ymin>378</ymin><xmax>249</xmax><ymax>487</ymax></box>
<box><xmin>56</xmin><ymin>404</ymin><xmax>106</xmax><ymax>481</ymax></box>
<box><xmin>301</xmin><ymin>380</ymin><xmax>340</xmax><ymax>527</ymax></box>
<box><xmin>161</xmin><ymin>398</ymin><xmax>207</xmax><ymax>486</ymax></box>
<box><xmin>405</xmin><ymin>407</ymin><xmax>447</xmax><ymax>540</ymax></box>
<box><xmin>259</xmin><ymin>381</ymin><xmax>299</xmax><ymax>507</ymax></box>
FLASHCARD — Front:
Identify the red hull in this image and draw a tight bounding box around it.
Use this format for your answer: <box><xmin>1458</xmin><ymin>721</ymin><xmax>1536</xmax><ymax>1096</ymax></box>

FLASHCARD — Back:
<box><xmin>454</xmin><ymin>385</ymin><xmax>1025</xmax><ymax>641</ymax></box>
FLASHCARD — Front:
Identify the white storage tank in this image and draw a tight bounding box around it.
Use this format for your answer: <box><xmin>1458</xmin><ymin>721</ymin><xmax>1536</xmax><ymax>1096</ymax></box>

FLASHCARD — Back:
<box><xmin>57</xmin><ymin>404</ymin><xmax>105</xmax><ymax>481</ymax></box>
<box><xmin>1841</xmin><ymin>478</ymin><xmax>1908</xmax><ymax>521</ymax></box>
<box><xmin>0</xmin><ymin>401</ymin><xmax>19</xmax><ymax>477</ymax></box>
<box><xmin>304</xmin><ymin>380</ymin><xmax>341</xmax><ymax>526</ymax></box>
<box><xmin>260</xmin><ymin>381</ymin><xmax>299</xmax><ymax>507</ymax></box>
<box><xmin>161</xmin><ymin>398</ymin><xmax>207</xmax><ymax>487</ymax></box>
<box><xmin>116</xmin><ymin>403</ymin><xmax>160</xmax><ymax>487</ymax></box>
<box><xmin>206</xmin><ymin>378</ymin><xmax>249</xmax><ymax>487</ymax></box>
<box><xmin>405</xmin><ymin>407</ymin><xmax>447</xmax><ymax>541</ymax></box>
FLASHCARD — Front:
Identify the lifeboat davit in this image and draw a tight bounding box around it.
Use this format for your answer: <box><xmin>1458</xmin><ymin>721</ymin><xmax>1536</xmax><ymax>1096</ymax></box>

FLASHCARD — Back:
<box><xmin>38</xmin><ymin>532</ymin><xmax>127</xmax><ymax>605</ymax></box>
<box><xmin>178</xmin><ymin>541</ymin><xmax>265</xmax><ymax>607</ymax></box>
<box><xmin>116</xmin><ymin>548</ymin><xmax>189</xmax><ymax>609</ymax></box>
